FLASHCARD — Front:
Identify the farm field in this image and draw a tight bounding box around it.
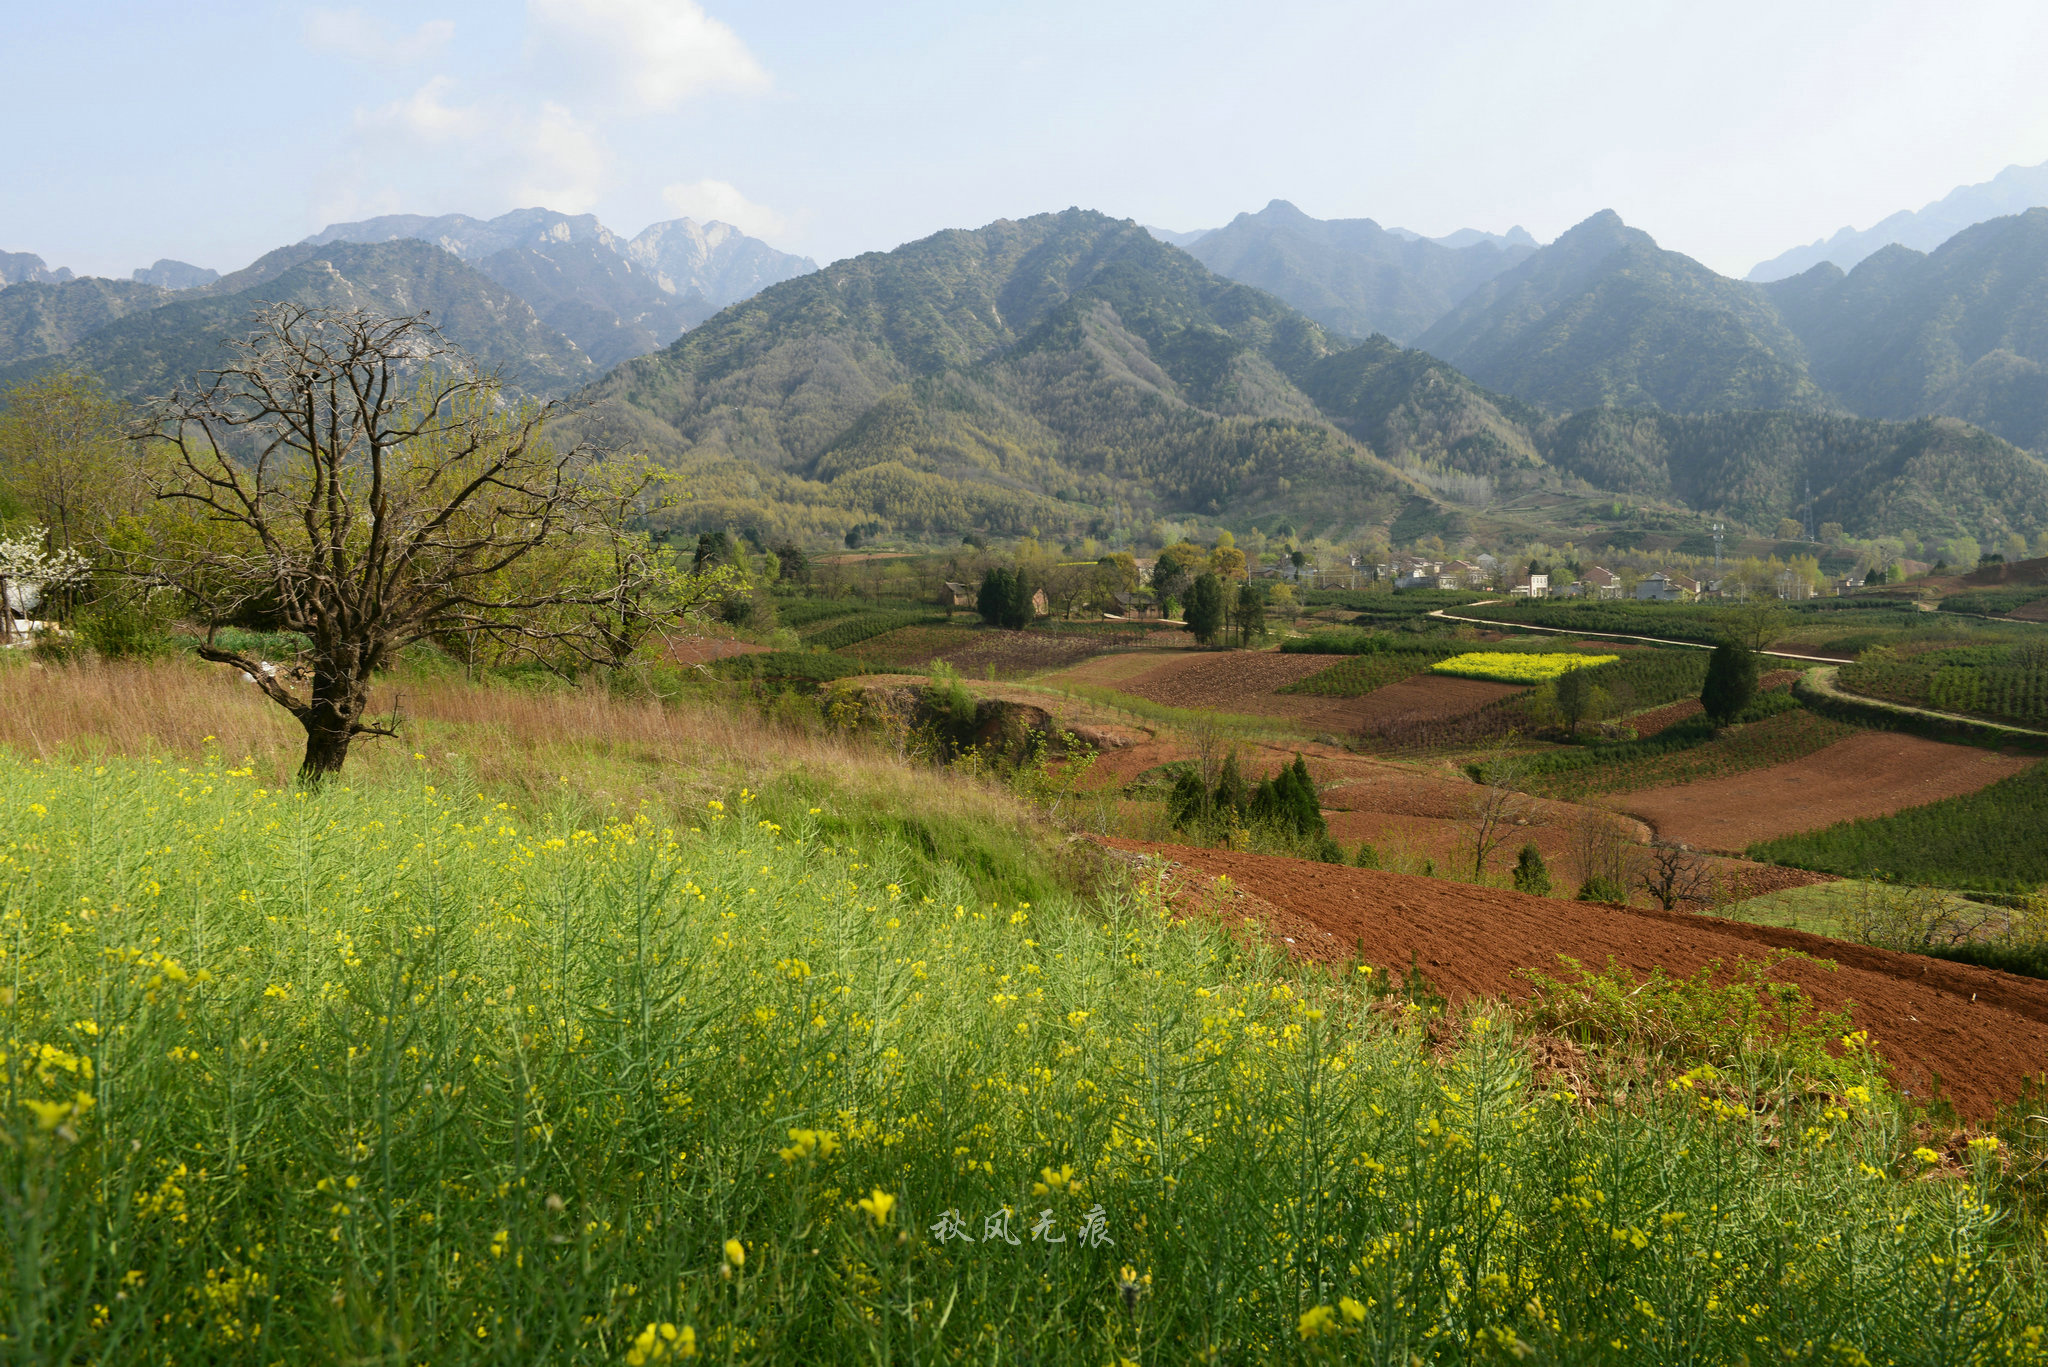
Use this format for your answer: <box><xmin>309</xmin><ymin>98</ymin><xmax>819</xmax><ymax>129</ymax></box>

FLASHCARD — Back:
<box><xmin>1113</xmin><ymin>841</ymin><xmax>2048</xmax><ymax>1119</ymax></box>
<box><xmin>844</xmin><ymin>623</ymin><xmax>1176</xmax><ymax>676</ymax></box>
<box><xmin>1613</xmin><ymin>731</ymin><xmax>2035</xmax><ymax>853</ymax></box>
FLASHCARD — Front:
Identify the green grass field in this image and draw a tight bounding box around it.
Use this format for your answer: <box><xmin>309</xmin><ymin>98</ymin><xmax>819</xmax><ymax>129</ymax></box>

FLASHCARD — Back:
<box><xmin>0</xmin><ymin>751</ymin><xmax>2043</xmax><ymax>1363</ymax></box>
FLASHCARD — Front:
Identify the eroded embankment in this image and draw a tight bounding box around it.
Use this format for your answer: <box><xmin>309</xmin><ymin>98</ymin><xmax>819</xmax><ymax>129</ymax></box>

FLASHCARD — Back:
<box><xmin>1105</xmin><ymin>840</ymin><xmax>2048</xmax><ymax>1120</ymax></box>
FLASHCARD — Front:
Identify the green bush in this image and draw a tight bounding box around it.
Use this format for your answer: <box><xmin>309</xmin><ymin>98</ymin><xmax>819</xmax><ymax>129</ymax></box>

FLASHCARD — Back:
<box><xmin>1512</xmin><ymin>844</ymin><xmax>1553</xmax><ymax>897</ymax></box>
<box><xmin>1577</xmin><ymin>875</ymin><xmax>1630</xmax><ymax>904</ymax></box>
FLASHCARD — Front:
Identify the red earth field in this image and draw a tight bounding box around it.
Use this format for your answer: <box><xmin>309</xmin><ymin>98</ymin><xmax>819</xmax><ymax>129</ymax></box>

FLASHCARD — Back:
<box><xmin>1109</xmin><ymin>840</ymin><xmax>2048</xmax><ymax>1119</ymax></box>
<box><xmin>1612</xmin><ymin>731</ymin><xmax>2035</xmax><ymax>852</ymax></box>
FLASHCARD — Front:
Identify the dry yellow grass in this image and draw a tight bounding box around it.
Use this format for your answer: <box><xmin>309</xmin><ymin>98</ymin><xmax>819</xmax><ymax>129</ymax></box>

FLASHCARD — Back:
<box><xmin>0</xmin><ymin>655</ymin><xmax>1056</xmax><ymax>850</ymax></box>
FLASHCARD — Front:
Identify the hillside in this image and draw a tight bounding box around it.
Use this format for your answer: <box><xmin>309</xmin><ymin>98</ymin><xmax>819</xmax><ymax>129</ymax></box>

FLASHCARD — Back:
<box><xmin>0</xmin><ymin>240</ymin><xmax>594</xmax><ymax>398</ymax></box>
<box><xmin>0</xmin><ymin>276</ymin><xmax>171</xmax><ymax>368</ymax></box>
<box><xmin>1183</xmin><ymin>199</ymin><xmax>1533</xmax><ymax>342</ymax></box>
<box><xmin>1296</xmin><ymin>334</ymin><xmax>1545</xmax><ymax>476</ymax></box>
<box><xmin>571</xmin><ymin>209</ymin><xmax>1433</xmax><ymax>542</ymax></box>
<box><xmin>1537</xmin><ymin>408</ymin><xmax>2048</xmax><ymax>542</ymax></box>
<box><xmin>1765</xmin><ymin>209</ymin><xmax>2048</xmax><ymax>451</ymax></box>
<box><xmin>1417</xmin><ymin>211</ymin><xmax>1828</xmax><ymax>414</ymax></box>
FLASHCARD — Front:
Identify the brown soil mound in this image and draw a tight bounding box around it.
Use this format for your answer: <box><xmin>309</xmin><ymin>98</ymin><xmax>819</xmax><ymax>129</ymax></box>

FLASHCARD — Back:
<box><xmin>1615</xmin><ymin>732</ymin><xmax>2033</xmax><ymax>852</ymax></box>
<box><xmin>1107</xmin><ymin>840</ymin><xmax>2048</xmax><ymax>1118</ymax></box>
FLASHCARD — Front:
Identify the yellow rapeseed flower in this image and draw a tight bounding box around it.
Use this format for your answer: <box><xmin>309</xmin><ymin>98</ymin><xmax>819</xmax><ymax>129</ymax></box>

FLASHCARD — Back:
<box><xmin>1914</xmin><ymin>1147</ymin><xmax>1942</xmax><ymax>1165</ymax></box>
<box><xmin>1298</xmin><ymin>1304</ymin><xmax>1338</xmax><ymax>1338</ymax></box>
<box><xmin>723</xmin><ymin>1238</ymin><xmax>745</xmax><ymax>1269</ymax></box>
<box><xmin>625</xmin><ymin>1322</ymin><xmax>696</xmax><ymax>1364</ymax></box>
<box><xmin>856</xmin><ymin>1189</ymin><xmax>896</xmax><ymax>1226</ymax></box>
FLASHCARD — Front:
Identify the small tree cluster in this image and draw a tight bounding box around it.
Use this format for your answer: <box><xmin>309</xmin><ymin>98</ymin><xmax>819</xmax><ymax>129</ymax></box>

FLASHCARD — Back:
<box><xmin>1700</xmin><ymin>640</ymin><xmax>1760</xmax><ymax>725</ymax></box>
<box><xmin>1168</xmin><ymin>753</ymin><xmax>1332</xmax><ymax>854</ymax></box>
<box><xmin>976</xmin><ymin>566</ymin><xmax>1038</xmax><ymax>630</ymax></box>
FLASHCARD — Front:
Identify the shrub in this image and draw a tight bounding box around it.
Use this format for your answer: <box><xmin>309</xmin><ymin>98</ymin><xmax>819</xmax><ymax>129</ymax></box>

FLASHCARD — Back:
<box><xmin>1577</xmin><ymin>875</ymin><xmax>1630</xmax><ymax>904</ymax></box>
<box><xmin>1512</xmin><ymin>844</ymin><xmax>1553</xmax><ymax>897</ymax></box>
<box><xmin>1354</xmin><ymin>843</ymin><xmax>1381</xmax><ymax>870</ymax></box>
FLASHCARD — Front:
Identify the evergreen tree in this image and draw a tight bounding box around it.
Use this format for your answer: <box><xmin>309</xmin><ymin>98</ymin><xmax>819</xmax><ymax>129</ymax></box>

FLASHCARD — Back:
<box><xmin>1354</xmin><ymin>843</ymin><xmax>1381</xmax><ymax>869</ymax></box>
<box><xmin>1234</xmin><ymin>581</ymin><xmax>1265</xmax><ymax>647</ymax></box>
<box><xmin>1167</xmin><ymin>767</ymin><xmax>1210</xmax><ymax>830</ymax></box>
<box><xmin>1512</xmin><ymin>844</ymin><xmax>1552</xmax><ymax>896</ymax></box>
<box><xmin>1186</xmin><ymin>571</ymin><xmax>1226</xmax><ymax>645</ymax></box>
<box><xmin>1212</xmin><ymin>751</ymin><xmax>1249</xmax><ymax>817</ymax></box>
<box><xmin>1003</xmin><ymin>569</ymin><xmax>1037</xmax><ymax>630</ymax></box>
<box><xmin>977</xmin><ymin>568</ymin><xmax>1012</xmax><ymax>627</ymax></box>
<box><xmin>1700</xmin><ymin>640</ymin><xmax>1759</xmax><ymax>724</ymax></box>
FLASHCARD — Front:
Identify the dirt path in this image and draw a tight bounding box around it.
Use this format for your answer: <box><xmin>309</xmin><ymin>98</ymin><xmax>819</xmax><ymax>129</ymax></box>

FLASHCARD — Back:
<box><xmin>1106</xmin><ymin>840</ymin><xmax>2048</xmax><ymax>1118</ymax></box>
<box><xmin>1611</xmin><ymin>731</ymin><xmax>2035</xmax><ymax>852</ymax></box>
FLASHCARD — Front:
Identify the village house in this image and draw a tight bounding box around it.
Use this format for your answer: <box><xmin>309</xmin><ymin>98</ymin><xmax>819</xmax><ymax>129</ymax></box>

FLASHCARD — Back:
<box><xmin>1110</xmin><ymin>591</ymin><xmax>1162</xmax><ymax>620</ymax></box>
<box><xmin>1509</xmin><ymin>571</ymin><xmax>1551</xmax><ymax>599</ymax></box>
<box><xmin>1580</xmin><ymin>565</ymin><xmax>1624</xmax><ymax>599</ymax></box>
<box><xmin>1635</xmin><ymin>571</ymin><xmax>1701</xmax><ymax>602</ymax></box>
<box><xmin>938</xmin><ymin>581</ymin><xmax>978</xmax><ymax>611</ymax></box>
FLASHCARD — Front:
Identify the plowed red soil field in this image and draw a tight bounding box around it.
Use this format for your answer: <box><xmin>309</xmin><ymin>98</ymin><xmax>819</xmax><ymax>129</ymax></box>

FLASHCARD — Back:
<box><xmin>1107</xmin><ymin>840</ymin><xmax>2048</xmax><ymax>1118</ymax></box>
<box><xmin>1614</xmin><ymin>732</ymin><xmax>2034</xmax><ymax>852</ymax></box>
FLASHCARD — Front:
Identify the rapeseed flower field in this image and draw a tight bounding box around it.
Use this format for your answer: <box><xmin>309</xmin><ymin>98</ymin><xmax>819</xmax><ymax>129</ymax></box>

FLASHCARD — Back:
<box><xmin>1433</xmin><ymin>653</ymin><xmax>1620</xmax><ymax>685</ymax></box>
<box><xmin>0</xmin><ymin>750</ymin><xmax>2041</xmax><ymax>1363</ymax></box>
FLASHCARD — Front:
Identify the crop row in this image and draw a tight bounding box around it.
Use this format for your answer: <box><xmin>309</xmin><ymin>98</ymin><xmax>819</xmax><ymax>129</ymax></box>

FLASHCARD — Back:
<box><xmin>1837</xmin><ymin>645</ymin><xmax>2048</xmax><ymax>728</ymax></box>
<box><xmin>1278</xmin><ymin>650</ymin><xmax>1446</xmax><ymax>698</ymax></box>
<box><xmin>804</xmin><ymin>609</ymin><xmax>948</xmax><ymax>651</ymax></box>
<box><xmin>1752</xmin><ymin>760</ymin><xmax>2048</xmax><ymax>892</ymax></box>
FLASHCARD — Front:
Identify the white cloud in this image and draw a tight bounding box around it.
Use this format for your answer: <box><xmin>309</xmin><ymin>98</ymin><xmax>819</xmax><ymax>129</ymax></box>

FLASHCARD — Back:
<box><xmin>659</xmin><ymin>179</ymin><xmax>787</xmax><ymax>238</ymax></box>
<box><xmin>528</xmin><ymin>0</ymin><xmax>769</xmax><ymax>114</ymax></box>
<box><xmin>304</xmin><ymin>8</ymin><xmax>455</xmax><ymax>65</ymax></box>
<box><xmin>348</xmin><ymin>80</ymin><xmax>608</xmax><ymax>214</ymax></box>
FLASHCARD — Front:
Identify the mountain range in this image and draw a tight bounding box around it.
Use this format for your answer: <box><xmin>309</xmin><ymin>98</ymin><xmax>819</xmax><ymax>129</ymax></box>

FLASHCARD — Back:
<box><xmin>567</xmin><ymin>209</ymin><xmax>2048</xmax><ymax>548</ymax></box>
<box><xmin>8</xmin><ymin>190</ymin><xmax>2048</xmax><ymax>552</ymax></box>
<box><xmin>1749</xmin><ymin>157</ymin><xmax>2048</xmax><ymax>282</ymax></box>
<box><xmin>0</xmin><ymin>209</ymin><xmax>814</xmax><ymax>393</ymax></box>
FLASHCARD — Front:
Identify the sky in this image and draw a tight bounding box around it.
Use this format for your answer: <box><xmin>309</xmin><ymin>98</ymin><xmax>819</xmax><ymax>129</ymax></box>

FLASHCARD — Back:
<box><xmin>9</xmin><ymin>0</ymin><xmax>2048</xmax><ymax>280</ymax></box>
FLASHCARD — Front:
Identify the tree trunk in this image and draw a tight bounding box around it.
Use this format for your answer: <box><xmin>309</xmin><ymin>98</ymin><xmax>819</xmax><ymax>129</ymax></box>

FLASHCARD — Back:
<box><xmin>298</xmin><ymin>672</ymin><xmax>368</xmax><ymax>781</ymax></box>
<box><xmin>299</xmin><ymin>721</ymin><xmax>353</xmax><ymax>780</ymax></box>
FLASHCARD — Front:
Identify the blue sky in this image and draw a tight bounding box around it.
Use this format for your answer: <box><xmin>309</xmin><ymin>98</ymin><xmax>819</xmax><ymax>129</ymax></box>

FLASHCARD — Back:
<box><xmin>10</xmin><ymin>0</ymin><xmax>2048</xmax><ymax>279</ymax></box>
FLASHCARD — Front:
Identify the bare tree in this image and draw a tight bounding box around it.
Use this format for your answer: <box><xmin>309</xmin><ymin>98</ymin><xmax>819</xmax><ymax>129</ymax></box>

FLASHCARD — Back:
<box><xmin>139</xmin><ymin>304</ymin><xmax>713</xmax><ymax>779</ymax></box>
<box><xmin>1568</xmin><ymin>808</ymin><xmax>1638</xmax><ymax>898</ymax></box>
<box><xmin>1465</xmin><ymin>741</ymin><xmax>1527</xmax><ymax>880</ymax></box>
<box><xmin>1638</xmin><ymin>842</ymin><xmax>1710</xmax><ymax>911</ymax></box>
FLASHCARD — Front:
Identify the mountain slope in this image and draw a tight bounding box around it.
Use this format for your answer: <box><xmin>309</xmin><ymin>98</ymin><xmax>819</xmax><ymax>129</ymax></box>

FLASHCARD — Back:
<box><xmin>2</xmin><ymin>252</ymin><xmax>74</xmax><ymax>286</ymax></box>
<box><xmin>1764</xmin><ymin>209</ymin><xmax>2048</xmax><ymax>451</ymax></box>
<box><xmin>1295</xmin><ymin>334</ymin><xmax>1544</xmax><ymax>476</ymax></box>
<box><xmin>1185</xmin><ymin>200</ymin><xmax>1532</xmax><ymax>343</ymax></box>
<box><xmin>1538</xmin><ymin>408</ymin><xmax>2048</xmax><ymax>543</ymax></box>
<box><xmin>1416</xmin><ymin>211</ymin><xmax>1826</xmax><ymax>413</ymax></box>
<box><xmin>0</xmin><ymin>240</ymin><xmax>593</xmax><ymax>398</ymax></box>
<box><xmin>0</xmin><ymin>277</ymin><xmax>172</xmax><ymax>369</ymax></box>
<box><xmin>1750</xmin><ymin>158</ymin><xmax>2048</xmax><ymax>282</ymax></box>
<box><xmin>571</xmin><ymin>209</ymin><xmax>1429</xmax><ymax>541</ymax></box>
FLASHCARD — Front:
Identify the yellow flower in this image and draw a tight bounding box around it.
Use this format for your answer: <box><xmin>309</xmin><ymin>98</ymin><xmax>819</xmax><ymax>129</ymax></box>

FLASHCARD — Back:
<box><xmin>625</xmin><ymin>1322</ymin><xmax>696</xmax><ymax>1364</ymax></box>
<box><xmin>24</xmin><ymin>1097</ymin><xmax>74</xmax><ymax>1131</ymax></box>
<box><xmin>1339</xmin><ymin>1296</ymin><xmax>1367</xmax><ymax>1322</ymax></box>
<box><xmin>1033</xmin><ymin>1164</ymin><xmax>1079</xmax><ymax>1196</ymax></box>
<box><xmin>1298</xmin><ymin>1304</ymin><xmax>1338</xmax><ymax>1338</ymax></box>
<box><xmin>723</xmin><ymin>1238</ymin><xmax>745</xmax><ymax>1269</ymax></box>
<box><xmin>1967</xmin><ymin>1136</ymin><xmax>2000</xmax><ymax>1155</ymax></box>
<box><xmin>1914</xmin><ymin>1146</ymin><xmax>1942</xmax><ymax>1165</ymax></box>
<box><xmin>856</xmin><ymin>1189</ymin><xmax>896</xmax><ymax>1226</ymax></box>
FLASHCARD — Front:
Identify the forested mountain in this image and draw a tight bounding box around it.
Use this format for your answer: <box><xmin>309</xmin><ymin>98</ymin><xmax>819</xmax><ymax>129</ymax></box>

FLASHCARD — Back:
<box><xmin>1764</xmin><ymin>209</ymin><xmax>2048</xmax><ymax>451</ymax></box>
<box><xmin>305</xmin><ymin>208</ymin><xmax>811</xmax><ymax>366</ymax></box>
<box><xmin>0</xmin><ymin>277</ymin><xmax>172</xmax><ymax>369</ymax></box>
<box><xmin>570</xmin><ymin>209</ymin><xmax>1434</xmax><ymax>543</ymax></box>
<box><xmin>1416</xmin><ymin>211</ymin><xmax>1827</xmax><ymax>413</ymax></box>
<box><xmin>0</xmin><ymin>240</ymin><xmax>593</xmax><ymax>398</ymax></box>
<box><xmin>1183</xmin><ymin>200</ymin><xmax>1533</xmax><ymax>343</ymax></box>
<box><xmin>1295</xmin><ymin>334</ymin><xmax>1543</xmax><ymax>476</ymax></box>
<box><xmin>1749</xmin><ymin>157</ymin><xmax>2048</xmax><ymax>282</ymax></box>
<box><xmin>1537</xmin><ymin>409</ymin><xmax>2048</xmax><ymax>543</ymax></box>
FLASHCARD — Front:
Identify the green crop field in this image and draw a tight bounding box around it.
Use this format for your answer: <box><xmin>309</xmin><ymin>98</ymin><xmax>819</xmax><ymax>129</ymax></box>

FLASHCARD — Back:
<box><xmin>1750</xmin><ymin>759</ymin><xmax>2048</xmax><ymax>893</ymax></box>
<box><xmin>1</xmin><ymin>753</ymin><xmax>2039</xmax><ymax>1362</ymax></box>
<box><xmin>1837</xmin><ymin>644</ymin><xmax>2048</xmax><ymax>729</ymax></box>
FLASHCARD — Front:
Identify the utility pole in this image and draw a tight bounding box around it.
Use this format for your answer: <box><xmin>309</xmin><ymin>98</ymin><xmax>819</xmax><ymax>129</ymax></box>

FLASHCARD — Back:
<box><xmin>1711</xmin><ymin>523</ymin><xmax>1724</xmax><ymax>580</ymax></box>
